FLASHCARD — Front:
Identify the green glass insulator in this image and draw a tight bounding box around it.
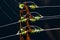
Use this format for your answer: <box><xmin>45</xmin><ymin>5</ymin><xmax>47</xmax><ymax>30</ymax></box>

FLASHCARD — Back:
<box><xmin>19</xmin><ymin>4</ymin><xmax>24</xmax><ymax>9</ymax></box>
<box><xmin>29</xmin><ymin>4</ymin><xmax>37</xmax><ymax>9</ymax></box>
